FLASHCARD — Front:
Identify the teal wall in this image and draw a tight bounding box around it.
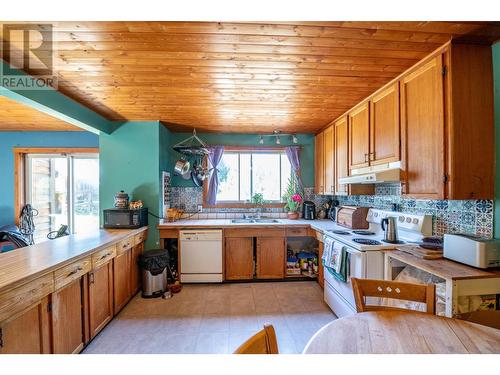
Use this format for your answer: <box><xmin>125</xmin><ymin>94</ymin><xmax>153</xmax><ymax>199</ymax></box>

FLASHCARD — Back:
<box><xmin>0</xmin><ymin>131</ymin><xmax>98</xmax><ymax>228</ymax></box>
<box><xmin>164</xmin><ymin>132</ymin><xmax>315</xmax><ymax>187</ymax></box>
<box><xmin>99</xmin><ymin>121</ymin><xmax>162</xmax><ymax>248</ymax></box>
<box><xmin>494</xmin><ymin>43</ymin><xmax>500</xmax><ymax>238</ymax></box>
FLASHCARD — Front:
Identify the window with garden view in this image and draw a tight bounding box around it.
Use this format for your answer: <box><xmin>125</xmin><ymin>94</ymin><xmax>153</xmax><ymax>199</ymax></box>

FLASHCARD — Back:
<box><xmin>214</xmin><ymin>150</ymin><xmax>292</xmax><ymax>203</ymax></box>
<box><xmin>24</xmin><ymin>152</ymin><xmax>99</xmax><ymax>243</ymax></box>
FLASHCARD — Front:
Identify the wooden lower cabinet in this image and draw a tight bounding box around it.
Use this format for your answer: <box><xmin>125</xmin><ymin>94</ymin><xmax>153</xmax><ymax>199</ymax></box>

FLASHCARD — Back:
<box><xmin>130</xmin><ymin>243</ymin><xmax>144</xmax><ymax>295</ymax></box>
<box><xmin>0</xmin><ymin>297</ymin><xmax>51</xmax><ymax>354</ymax></box>
<box><xmin>225</xmin><ymin>237</ymin><xmax>254</xmax><ymax>280</ymax></box>
<box><xmin>113</xmin><ymin>248</ymin><xmax>132</xmax><ymax>314</ymax></box>
<box><xmin>256</xmin><ymin>237</ymin><xmax>285</xmax><ymax>279</ymax></box>
<box><xmin>88</xmin><ymin>262</ymin><xmax>114</xmax><ymax>339</ymax></box>
<box><xmin>318</xmin><ymin>242</ymin><xmax>324</xmax><ymax>288</ymax></box>
<box><xmin>51</xmin><ymin>278</ymin><xmax>85</xmax><ymax>354</ymax></box>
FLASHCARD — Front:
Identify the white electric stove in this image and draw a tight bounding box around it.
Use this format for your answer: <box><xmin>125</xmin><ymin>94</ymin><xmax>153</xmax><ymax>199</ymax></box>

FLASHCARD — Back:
<box><xmin>322</xmin><ymin>208</ymin><xmax>432</xmax><ymax>317</ymax></box>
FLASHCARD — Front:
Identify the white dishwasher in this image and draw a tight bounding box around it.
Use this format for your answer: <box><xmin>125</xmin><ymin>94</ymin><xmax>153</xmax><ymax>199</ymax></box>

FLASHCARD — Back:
<box><xmin>179</xmin><ymin>230</ymin><xmax>223</xmax><ymax>283</ymax></box>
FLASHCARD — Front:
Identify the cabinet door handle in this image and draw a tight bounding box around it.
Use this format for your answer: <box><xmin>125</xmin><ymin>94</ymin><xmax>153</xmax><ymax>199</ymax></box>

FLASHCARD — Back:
<box><xmin>67</xmin><ymin>266</ymin><xmax>83</xmax><ymax>277</ymax></box>
<box><xmin>89</xmin><ymin>272</ymin><xmax>95</xmax><ymax>284</ymax></box>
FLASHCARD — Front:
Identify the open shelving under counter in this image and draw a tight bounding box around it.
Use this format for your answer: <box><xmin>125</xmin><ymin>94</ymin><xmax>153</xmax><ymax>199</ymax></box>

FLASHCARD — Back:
<box><xmin>384</xmin><ymin>250</ymin><xmax>500</xmax><ymax>322</ymax></box>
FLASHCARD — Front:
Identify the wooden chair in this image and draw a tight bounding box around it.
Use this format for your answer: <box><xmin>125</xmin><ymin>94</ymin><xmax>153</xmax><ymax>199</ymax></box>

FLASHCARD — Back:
<box><xmin>234</xmin><ymin>324</ymin><xmax>279</xmax><ymax>354</ymax></box>
<box><xmin>351</xmin><ymin>277</ymin><xmax>436</xmax><ymax>314</ymax></box>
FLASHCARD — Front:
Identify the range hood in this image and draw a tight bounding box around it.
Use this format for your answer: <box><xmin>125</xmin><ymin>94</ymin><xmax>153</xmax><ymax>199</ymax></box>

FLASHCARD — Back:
<box><xmin>338</xmin><ymin>162</ymin><xmax>402</xmax><ymax>185</ymax></box>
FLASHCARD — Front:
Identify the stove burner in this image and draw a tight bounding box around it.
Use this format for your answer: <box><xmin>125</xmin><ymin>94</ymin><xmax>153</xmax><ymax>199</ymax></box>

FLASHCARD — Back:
<box><xmin>352</xmin><ymin>230</ymin><xmax>376</xmax><ymax>236</ymax></box>
<box><xmin>352</xmin><ymin>238</ymin><xmax>382</xmax><ymax>245</ymax></box>
<box><xmin>328</xmin><ymin>230</ymin><xmax>350</xmax><ymax>235</ymax></box>
<box><xmin>382</xmin><ymin>239</ymin><xmax>406</xmax><ymax>244</ymax></box>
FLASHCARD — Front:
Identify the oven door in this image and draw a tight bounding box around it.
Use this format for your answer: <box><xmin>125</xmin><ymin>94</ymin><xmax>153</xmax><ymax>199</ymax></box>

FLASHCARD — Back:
<box><xmin>324</xmin><ymin>246</ymin><xmax>365</xmax><ymax>314</ymax></box>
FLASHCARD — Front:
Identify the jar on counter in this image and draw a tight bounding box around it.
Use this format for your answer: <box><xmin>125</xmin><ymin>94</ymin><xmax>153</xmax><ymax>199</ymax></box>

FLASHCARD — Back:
<box><xmin>114</xmin><ymin>190</ymin><xmax>129</xmax><ymax>208</ymax></box>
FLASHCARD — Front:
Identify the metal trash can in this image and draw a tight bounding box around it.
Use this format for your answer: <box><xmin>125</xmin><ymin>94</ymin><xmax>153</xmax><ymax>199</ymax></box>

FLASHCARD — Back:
<box><xmin>138</xmin><ymin>249</ymin><xmax>170</xmax><ymax>298</ymax></box>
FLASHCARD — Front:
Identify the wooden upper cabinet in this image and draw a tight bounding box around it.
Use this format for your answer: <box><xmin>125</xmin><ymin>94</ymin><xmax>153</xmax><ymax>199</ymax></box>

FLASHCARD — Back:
<box><xmin>370</xmin><ymin>83</ymin><xmax>400</xmax><ymax>165</ymax></box>
<box><xmin>348</xmin><ymin>101</ymin><xmax>370</xmax><ymax>170</ymax></box>
<box><xmin>334</xmin><ymin>116</ymin><xmax>349</xmax><ymax>195</ymax></box>
<box><xmin>444</xmin><ymin>44</ymin><xmax>494</xmax><ymax>199</ymax></box>
<box><xmin>314</xmin><ymin>131</ymin><xmax>324</xmax><ymax>194</ymax></box>
<box><xmin>323</xmin><ymin>125</ymin><xmax>335</xmax><ymax>195</ymax></box>
<box><xmin>400</xmin><ymin>55</ymin><xmax>445</xmax><ymax>199</ymax></box>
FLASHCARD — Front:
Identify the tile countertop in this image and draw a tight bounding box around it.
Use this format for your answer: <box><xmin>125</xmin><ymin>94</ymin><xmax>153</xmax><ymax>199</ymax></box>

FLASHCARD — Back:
<box><xmin>157</xmin><ymin>218</ymin><xmax>340</xmax><ymax>234</ymax></box>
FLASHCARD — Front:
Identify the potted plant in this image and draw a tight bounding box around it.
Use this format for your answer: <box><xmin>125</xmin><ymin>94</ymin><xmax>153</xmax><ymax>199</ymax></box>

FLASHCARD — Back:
<box><xmin>251</xmin><ymin>193</ymin><xmax>266</xmax><ymax>218</ymax></box>
<box><xmin>282</xmin><ymin>177</ymin><xmax>303</xmax><ymax>219</ymax></box>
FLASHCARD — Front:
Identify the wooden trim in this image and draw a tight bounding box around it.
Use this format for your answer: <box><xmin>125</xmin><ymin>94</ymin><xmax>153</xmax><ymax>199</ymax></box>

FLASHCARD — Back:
<box><xmin>12</xmin><ymin>147</ymin><xmax>99</xmax><ymax>225</ymax></box>
<box><xmin>13</xmin><ymin>147</ymin><xmax>99</xmax><ymax>154</ymax></box>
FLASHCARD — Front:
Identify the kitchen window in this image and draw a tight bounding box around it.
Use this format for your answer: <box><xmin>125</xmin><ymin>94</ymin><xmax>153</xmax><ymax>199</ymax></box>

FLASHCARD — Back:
<box><xmin>16</xmin><ymin>149</ymin><xmax>99</xmax><ymax>243</ymax></box>
<box><xmin>205</xmin><ymin>149</ymin><xmax>292</xmax><ymax>205</ymax></box>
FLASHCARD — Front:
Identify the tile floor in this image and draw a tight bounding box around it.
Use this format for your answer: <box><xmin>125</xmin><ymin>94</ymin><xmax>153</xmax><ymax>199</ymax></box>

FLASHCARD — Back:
<box><xmin>82</xmin><ymin>281</ymin><xmax>336</xmax><ymax>354</ymax></box>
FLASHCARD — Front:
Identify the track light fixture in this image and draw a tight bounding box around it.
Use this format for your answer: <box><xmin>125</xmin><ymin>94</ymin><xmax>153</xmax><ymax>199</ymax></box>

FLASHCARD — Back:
<box><xmin>258</xmin><ymin>130</ymin><xmax>299</xmax><ymax>145</ymax></box>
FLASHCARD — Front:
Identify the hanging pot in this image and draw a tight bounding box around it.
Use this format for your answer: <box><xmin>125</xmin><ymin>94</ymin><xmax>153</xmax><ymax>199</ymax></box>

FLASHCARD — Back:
<box><xmin>174</xmin><ymin>158</ymin><xmax>190</xmax><ymax>175</ymax></box>
<box><xmin>191</xmin><ymin>170</ymin><xmax>203</xmax><ymax>187</ymax></box>
<box><xmin>181</xmin><ymin>171</ymin><xmax>192</xmax><ymax>180</ymax></box>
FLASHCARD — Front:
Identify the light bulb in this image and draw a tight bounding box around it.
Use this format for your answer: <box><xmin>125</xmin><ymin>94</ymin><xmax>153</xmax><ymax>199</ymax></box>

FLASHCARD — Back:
<box><xmin>292</xmin><ymin>135</ymin><xmax>298</xmax><ymax>144</ymax></box>
<box><xmin>276</xmin><ymin>136</ymin><xmax>281</xmax><ymax>145</ymax></box>
<box><xmin>259</xmin><ymin>136</ymin><xmax>264</xmax><ymax>144</ymax></box>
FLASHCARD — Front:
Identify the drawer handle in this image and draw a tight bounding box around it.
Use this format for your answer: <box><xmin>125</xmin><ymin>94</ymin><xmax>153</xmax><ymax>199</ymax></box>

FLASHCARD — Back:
<box><xmin>99</xmin><ymin>252</ymin><xmax>112</xmax><ymax>260</ymax></box>
<box><xmin>67</xmin><ymin>267</ymin><xmax>83</xmax><ymax>277</ymax></box>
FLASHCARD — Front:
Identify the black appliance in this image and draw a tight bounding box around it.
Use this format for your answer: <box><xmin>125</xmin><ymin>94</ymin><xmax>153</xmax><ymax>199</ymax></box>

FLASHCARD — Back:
<box><xmin>328</xmin><ymin>199</ymin><xmax>339</xmax><ymax>221</ymax></box>
<box><xmin>302</xmin><ymin>201</ymin><xmax>316</xmax><ymax>220</ymax></box>
<box><xmin>103</xmin><ymin>208</ymin><xmax>148</xmax><ymax>229</ymax></box>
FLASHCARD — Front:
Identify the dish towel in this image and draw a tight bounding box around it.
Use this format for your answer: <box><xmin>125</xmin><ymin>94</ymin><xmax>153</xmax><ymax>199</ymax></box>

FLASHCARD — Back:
<box><xmin>322</xmin><ymin>238</ymin><xmax>350</xmax><ymax>283</ymax></box>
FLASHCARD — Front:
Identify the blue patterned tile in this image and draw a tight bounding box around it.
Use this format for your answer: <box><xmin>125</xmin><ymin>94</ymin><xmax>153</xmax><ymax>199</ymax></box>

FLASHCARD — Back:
<box><xmin>462</xmin><ymin>200</ymin><xmax>475</xmax><ymax>211</ymax></box>
<box><xmin>435</xmin><ymin>200</ymin><xmax>448</xmax><ymax>211</ymax></box>
<box><xmin>475</xmin><ymin>200</ymin><xmax>493</xmax><ymax>214</ymax></box>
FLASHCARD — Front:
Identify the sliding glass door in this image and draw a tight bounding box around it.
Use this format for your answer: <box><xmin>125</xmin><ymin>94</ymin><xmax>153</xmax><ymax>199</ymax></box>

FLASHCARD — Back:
<box><xmin>25</xmin><ymin>153</ymin><xmax>99</xmax><ymax>243</ymax></box>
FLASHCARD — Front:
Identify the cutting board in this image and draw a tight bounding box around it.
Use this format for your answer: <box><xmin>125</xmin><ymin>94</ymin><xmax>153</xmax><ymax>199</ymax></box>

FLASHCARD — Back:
<box><xmin>397</xmin><ymin>246</ymin><xmax>443</xmax><ymax>260</ymax></box>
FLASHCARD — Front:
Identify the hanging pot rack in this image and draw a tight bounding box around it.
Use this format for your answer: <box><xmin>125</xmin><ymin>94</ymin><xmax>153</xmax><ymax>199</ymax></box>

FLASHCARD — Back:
<box><xmin>173</xmin><ymin>129</ymin><xmax>210</xmax><ymax>156</ymax></box>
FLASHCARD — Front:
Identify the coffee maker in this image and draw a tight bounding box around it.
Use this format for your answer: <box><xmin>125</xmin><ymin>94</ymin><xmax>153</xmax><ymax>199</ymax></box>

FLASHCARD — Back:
<box><xmin>302</xmin><ymin>201</ymin><xmax>316</xmax><ymax>220</ymax></box>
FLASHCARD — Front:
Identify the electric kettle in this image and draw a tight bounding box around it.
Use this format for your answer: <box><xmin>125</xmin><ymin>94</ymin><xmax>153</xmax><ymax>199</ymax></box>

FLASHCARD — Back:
<box><xmin>381</xmin><ymin>216</ymin><xmax>398</xmax><ymax>243</ymax></box>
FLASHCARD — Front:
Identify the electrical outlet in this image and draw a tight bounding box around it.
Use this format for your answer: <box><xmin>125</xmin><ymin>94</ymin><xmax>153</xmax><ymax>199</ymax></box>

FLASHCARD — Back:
<box><xmin>197</xmin><ymin>204</ymin><xmax>203</xmax><ymax>213</ymax></box>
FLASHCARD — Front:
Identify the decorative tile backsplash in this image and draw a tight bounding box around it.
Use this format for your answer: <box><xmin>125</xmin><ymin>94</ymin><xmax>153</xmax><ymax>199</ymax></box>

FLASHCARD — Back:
<box><xmin>169</xmin><ymin>183</ymin><xmax>494</xmax><ymax>238</ymax></box>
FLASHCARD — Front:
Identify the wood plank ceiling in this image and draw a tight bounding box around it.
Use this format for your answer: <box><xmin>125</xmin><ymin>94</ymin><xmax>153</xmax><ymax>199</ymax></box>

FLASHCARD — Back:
<box><xmin>1</xmin><ymin>21</ymin><xmax>500</xmax><ymax>133</ymax></box>
<box><xmin>0</xmin><ymin>96</ymin><xmax>80</xmax><ymax>131</ymax></box>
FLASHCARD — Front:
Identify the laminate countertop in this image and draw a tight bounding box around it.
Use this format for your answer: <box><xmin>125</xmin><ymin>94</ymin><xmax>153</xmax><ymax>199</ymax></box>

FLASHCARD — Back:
<box><xmin>0</xmin><ymin>227</ymin><xmax>147</xmax><ymax>293</ymax></box>
<box><xmin>157</xmin><ymin>218</ymin><xmax>338</xmax><ymax>233</ymax></box>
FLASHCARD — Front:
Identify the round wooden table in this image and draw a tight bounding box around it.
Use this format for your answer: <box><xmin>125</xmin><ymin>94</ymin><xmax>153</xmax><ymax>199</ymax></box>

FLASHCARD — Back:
<box><xmin>303</xmin><ymin>311</ymin><xmax>500</xmax><ymax>354</ymax></box>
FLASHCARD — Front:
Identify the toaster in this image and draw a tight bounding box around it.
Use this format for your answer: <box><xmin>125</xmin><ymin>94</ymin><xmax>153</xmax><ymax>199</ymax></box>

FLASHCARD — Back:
<box><xmin>443</xmin><ymin>234</ymin><xmax>500</xmax><ymax>268</ymax></box>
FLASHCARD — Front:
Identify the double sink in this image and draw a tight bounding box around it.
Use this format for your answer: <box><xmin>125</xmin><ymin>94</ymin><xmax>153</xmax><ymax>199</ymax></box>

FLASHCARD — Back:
<box><xmin>231</xmin><ymin>218</ymin><xmax>280</xmax><ymax>224</ymax></box>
